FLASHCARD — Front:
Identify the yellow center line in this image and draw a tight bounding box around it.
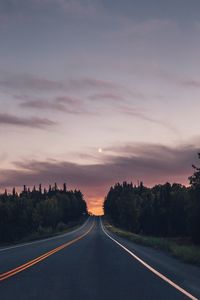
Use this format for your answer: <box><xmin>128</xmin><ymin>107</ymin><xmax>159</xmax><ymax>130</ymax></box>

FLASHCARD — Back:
<box><xmin>0</xmin><ymin>222</ymin><xmax>95</xmax><ymax>282</ymax></box>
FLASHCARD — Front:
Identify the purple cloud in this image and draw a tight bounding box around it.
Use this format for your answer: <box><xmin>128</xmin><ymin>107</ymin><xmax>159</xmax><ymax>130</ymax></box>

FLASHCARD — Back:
<box><xmin>89</xmin><ymin>93</ymin><xmax>123</xmax><ymax>102</ymax></box>
<box><xmin>118</xmin><ymin>105</ymin><xmax>179</xmax><ymax>133</ymax></box>
<box><xmin>0</xmin><ymin>113</ymin><xmax>56</xmax><ymax>128</ymax></box>
<box><xmin>1</xmin><ymin>72</ymin><xmax>128</xmax><ymax>96</ymax></box>
<box><xmin>67</xmin><ymin>78</ymin><xmax>121</xmax><ymax>92</ymax></box>
<box><xmin>19</xmin><ymin>95</ymin><xmax>92</xmax><ymax>115</ymax></box>
<box><xmin>0</xmin><ymin>73</ymin><xmax>64</xmax><ymax>92</ymax></box>
<box><xmin>129</xmin><ymin>64</ymin><xmax>200</xmax><ymax>91</ymax></box>
<box><xmin>180</xmin><ymin>79</ymin><xmax>200</xmax><ymax>88</ymax></box>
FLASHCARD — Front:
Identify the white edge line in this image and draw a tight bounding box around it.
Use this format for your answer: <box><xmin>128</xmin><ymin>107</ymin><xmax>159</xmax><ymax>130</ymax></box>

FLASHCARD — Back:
<box><xmin>100</xmin><ymin>218</ymin><xmax>198</xmax><ymax>300</ymax></box>
<box><xmin>0</xmin><ymin>217</ymin><xmax>91</xmax><ymax>252</ymax></box>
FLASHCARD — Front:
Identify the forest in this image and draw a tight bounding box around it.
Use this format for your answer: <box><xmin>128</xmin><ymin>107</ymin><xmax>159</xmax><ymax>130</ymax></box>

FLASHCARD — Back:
<box><xmin>104</xmin><ymin>154</ymin><xmax>200</xmax><ymax>244</ymax></box>
<box><xmin>0</xmin><ymin>183</ymin><xmax>88</xmax><ymax>243</ymax></box>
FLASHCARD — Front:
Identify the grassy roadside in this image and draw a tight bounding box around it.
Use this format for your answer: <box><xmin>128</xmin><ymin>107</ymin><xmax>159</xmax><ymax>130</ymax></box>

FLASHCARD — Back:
<box><xmin>0</xmin><ymin>217</ymin><xmax>88</xmax><ymax>248</ymax></box>
<box><xmin>104</xmin><ymin>220</ymin><xmax>200</xmax><ymax>266</ymax></box>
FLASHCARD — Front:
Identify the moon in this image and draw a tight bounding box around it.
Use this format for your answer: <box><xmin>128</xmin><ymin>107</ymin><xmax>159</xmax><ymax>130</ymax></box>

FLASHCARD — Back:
<box><xmin>98</xmin><ymin>148</ymin><xmax>103</xmax><ymax>153</ymax></box>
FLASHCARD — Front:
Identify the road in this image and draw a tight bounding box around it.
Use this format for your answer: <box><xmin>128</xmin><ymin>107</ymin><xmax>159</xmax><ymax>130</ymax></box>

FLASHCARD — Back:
<box><xmin>0</xmin><ymin>217</ymin><xmax>199</xmax><ymax>300</ymax></box>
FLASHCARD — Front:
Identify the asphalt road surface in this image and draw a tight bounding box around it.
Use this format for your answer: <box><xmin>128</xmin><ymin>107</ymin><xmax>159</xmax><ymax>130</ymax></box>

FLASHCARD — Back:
<box><xmin>0</xmin><ymin>217</ymin><xmax>199</xmax><ymax>300</ymax></box>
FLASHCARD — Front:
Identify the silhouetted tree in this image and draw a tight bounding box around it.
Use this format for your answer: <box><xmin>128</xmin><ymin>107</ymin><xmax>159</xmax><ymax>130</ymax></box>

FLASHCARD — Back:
<box><xmin>63</xmin><ymin>183</ymin><xmax>67</xmax><ymax>193</ymax></box>
<box><xmin>39</xmin><ymin>184</ymin><xmax>42</xmax><ymax>194</ymax></box>
<box><xmin>12</xmin><ymin>187</ymin><xmax>16</xmax><ymax>197</ymax></box>
<box><xmin>0</xmin><ymin>184</ymin><xmax>88</xmax><ymax>244</ymax></box>
<box><xmin>188</xmin><ymin>153</ymin><xmax>200</xmax><ymax>243</ymax></box>
<box><xmin>54</xmin><ymin>182</ymin><xmax>58</xmax><ymax>191</ymax></box>
<box><xmin>104</xmin><ymin>155</ymin><xmax>200</xmax><ymax>244</ymax></box>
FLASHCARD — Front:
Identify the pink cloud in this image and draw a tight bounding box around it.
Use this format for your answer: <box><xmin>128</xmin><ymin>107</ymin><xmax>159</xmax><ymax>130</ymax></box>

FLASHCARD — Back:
<box><xmin>89</xmin><ymin>93</ymin><xmax>123</xmax><ymax>102</ymax></box>
<box><xmin>0</xmin><ymin>113</ymin><xmax>56</xmax><ymax>128</ymax></box>
<box><xmin>19</xmin><ymin>95</ymin><xmax>93</xmax><ymax>115</ymax></box>
<box><xmin>180</xmin><ymin>79</ymin><xmax>200</xmax><ymax>88</ymax></box>
<box><xmin>0</xmin><ymin>73</ymin><xmax>63</xmax><ymax>92</ymax></box>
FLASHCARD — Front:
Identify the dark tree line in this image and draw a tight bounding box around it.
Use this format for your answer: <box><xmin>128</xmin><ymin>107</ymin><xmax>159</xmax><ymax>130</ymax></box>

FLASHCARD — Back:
<box><xmin>0</xmin><ymin>183</ymin><xmax>88</xmax><ymax>243</ymax></box>
<box><xmin>104</xmin><ymin>155</ymin><xmax>200</xmax><ymax>244</ymax></box>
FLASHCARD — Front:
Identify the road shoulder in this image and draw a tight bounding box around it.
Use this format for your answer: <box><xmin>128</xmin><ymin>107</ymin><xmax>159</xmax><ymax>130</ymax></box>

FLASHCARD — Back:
<box><xmin>103</xmin><ymin>220</ymin><xmax>200</xmax><ymax>299</ymax></box>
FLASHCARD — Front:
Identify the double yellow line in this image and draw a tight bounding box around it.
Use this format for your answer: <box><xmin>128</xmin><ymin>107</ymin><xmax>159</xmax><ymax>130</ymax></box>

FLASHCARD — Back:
<box><xmin>0</xmin><ymin>222</ymin><xmax>95</xmax><ymax>282</ymax></box>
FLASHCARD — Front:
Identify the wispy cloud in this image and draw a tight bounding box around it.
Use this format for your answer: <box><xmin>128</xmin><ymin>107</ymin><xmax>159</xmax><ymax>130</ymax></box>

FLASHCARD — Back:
<box><xmin>0</xmin><ymin>113</ymin><xmax>56</xmax><ymax>129</ymax></box>
<box><xmin>67</xmin><ymin>78</ymin><xmax>121</xmax><ymax>92</ymax></box>
<box><xmin>89</xmin><ymin>93</ymin><xmax>124</xmax><ymax>102</ymax></box>
<box><xmin>56</xmin><ymin>96</ymin><xmax>91</xmax><ymax>114</ymax></box>
<box><xmin>0</xmin><ymin>72</ymin><xmax>127</xmax><ymax>95</ymax></box>
<box><xmin>0</xmin><ymin>73</ymin><xmax>63</xmax><ymax>92</ymax></box>
<box><xmin>2</xmin><ymin>72</ymin><xmax>134</xmax><ymax>113</ymax></box>
<box><xmin>118</xmin><ymin>105</ymin><xmax>179</xmax><ymax>133</ymax></box>
<box><xmin>180</xmin><ymin>79</ymin><xmax>200</xmax><ymax>88</ymax></box>
<box><xmin>129</xmin><ymin>63</ymin><xmax>200</xmax><ymax>92</ymax></box>
<box><xmin>19</xmin><ymin>95</ymin><xmax>92</xmax><ymax>115</ymax></box>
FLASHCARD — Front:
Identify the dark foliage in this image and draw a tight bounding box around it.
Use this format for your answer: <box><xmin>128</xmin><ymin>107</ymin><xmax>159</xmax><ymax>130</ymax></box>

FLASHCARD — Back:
<box><xmin>188</xmin><ymin>153</ymin><xmax>200</xmax><ymax>244</ymax></box>
<box><xmin>104</xmin><ymin>154</ymin><xmax>200</xmax><ymax>244</ymax></box>
<box><xmin>0</xmin><ymin>183</ymin><xmax>88</xmax><ymax>243</ymax></box>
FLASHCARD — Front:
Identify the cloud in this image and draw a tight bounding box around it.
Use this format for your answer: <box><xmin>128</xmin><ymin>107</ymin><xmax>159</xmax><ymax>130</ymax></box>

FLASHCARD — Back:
<box><xmin>89</xmin><ymin>93</ymin><xmax>124</xmax><ymax>102</ymax></box>
<box><xmin>20</xmin><ymin>99</ymin><xmax>58</xmax><ymax>110</ymax></box>
<box><xmin>67</xmin><ymin>78</ymin><xmax>121</xmax><ymax>92</ymax></box>
<box><xmin>0</xmin><ymin>113</ymin><xmax>56</xmax><ymax>128</ymax></box>
<box><xmin>89</xmin><ymin>89</ymin><xmax>162</xmax><ymax>104</ymax></box>
<box><xmin>55</xmin><ymin>96</ymin><xmax>88</xmax><ymax>113</ymax></box>
<box><xmin>19</xmin><ymin>95</ymin><xmax>92</xmax><ymax>115</ymax></box>
<box><xmin>180</xmin><ymin>79</ymin><xmax>200</xmax><ymax>88</ymax></box>
<box><xmin>68</xmin><ymin>75</ymin><xmax>200</xmax><ymax>93</ymax></box>
<box><xmin>118</xmin><ymin>105</ymin><xmax>179</xmax><ymax>133</ymax></box>
<box><xmin>128</xmin><ymin>63</ymin><xmax>200</xmax><ymax>93</ymax></box>
<box><xmin>4</xmin><ymin>73</ymin><xmax>132</xmax><ymax>112</ymax></box>
<box><xmin>0</xmin><ymin>142</ymin><xmax>198</xmax><ymax>210</ymax></box>
<box><xmin>0</xmin><ymin>73</ymin><xmax>64</xmax><ymax>92</ymax></box>
<box><xmin>0</xmin><ymin>72</ymin><xmax>127</xmax><ymax>96</ymax></box>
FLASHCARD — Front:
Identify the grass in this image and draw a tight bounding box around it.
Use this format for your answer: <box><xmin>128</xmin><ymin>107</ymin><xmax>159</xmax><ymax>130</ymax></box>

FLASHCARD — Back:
<box><xmin>104</xmin><ymin>221</ymin><xmax>200</xmax><ymax>266</ymax></box>
<box><xmin>0</xmin><ymin>217</ymin><xmax>87</xmax><ymax>248</ymax></box>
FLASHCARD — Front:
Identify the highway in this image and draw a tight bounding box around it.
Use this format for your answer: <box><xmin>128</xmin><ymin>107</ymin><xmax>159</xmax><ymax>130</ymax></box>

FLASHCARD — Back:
<box><xmin>0</xmin><ymin>217</ymin><xmax>199</xmax><ymax>300</ymax></box>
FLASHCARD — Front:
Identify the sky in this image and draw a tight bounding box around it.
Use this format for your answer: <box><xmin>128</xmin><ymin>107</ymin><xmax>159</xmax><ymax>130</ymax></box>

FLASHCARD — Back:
<box><xmin>0</xmin><ymin>0</ymin><xmax>200</xmax><ymax>214</ymax></box>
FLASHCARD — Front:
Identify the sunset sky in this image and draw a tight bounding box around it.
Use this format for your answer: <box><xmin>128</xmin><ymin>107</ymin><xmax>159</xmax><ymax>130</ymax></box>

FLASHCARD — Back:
<box><xmin>0</xmin><ymin>0</ymin><xmax>200</xmax><ymax>214</ymax></box>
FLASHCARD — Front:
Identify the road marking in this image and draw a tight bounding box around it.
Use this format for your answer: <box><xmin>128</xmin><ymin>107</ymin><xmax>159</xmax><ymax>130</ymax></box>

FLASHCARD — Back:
<box><xmin>0</xmin><ymin>221</ymin><xmax>95</xmax><ymax>282</ymax></box>
<box><xmin>100</xmin><ymin>219</ymin><xmax>198</xmax><ymax>300</ymax></box>
<box><xmin>0</xmin><ymin>217</ymin><xmax>90</xmax><ymax>252</ymax></box>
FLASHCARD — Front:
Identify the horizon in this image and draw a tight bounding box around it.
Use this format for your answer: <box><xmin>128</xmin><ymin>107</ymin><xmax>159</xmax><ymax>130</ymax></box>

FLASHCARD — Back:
<box><xmin>1</xmin><ymin>0</ymin><xmax>200</xmax><ymax>214</ymax></box>
<box><xmin>0</xmin><ymin>175</ymin><xmax>193</xmax><ymax>216</ymax></box>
